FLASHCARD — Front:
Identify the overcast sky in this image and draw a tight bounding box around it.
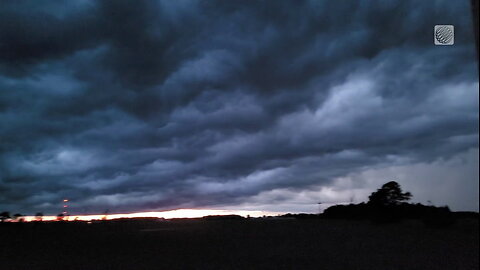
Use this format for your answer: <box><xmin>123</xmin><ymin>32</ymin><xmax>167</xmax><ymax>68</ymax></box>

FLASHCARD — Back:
<box><xmin>0</xmin><ymin>0</ymin><xmax>478</xmax><ymax>215</ymax></box>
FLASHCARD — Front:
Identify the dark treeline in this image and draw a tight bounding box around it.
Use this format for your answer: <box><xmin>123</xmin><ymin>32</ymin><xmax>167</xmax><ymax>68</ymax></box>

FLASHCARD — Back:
<box><xmin>284</xmin><ymin>181</ymin><xmax>479</xmax><ymax>227</ymax></box>
<box><xmin>1</xmin><ymin>181</ymin><xmax>478</xmax><ymax>225</ymax></box>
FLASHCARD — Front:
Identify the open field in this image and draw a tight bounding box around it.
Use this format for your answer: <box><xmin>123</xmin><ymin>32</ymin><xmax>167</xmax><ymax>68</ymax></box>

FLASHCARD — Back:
<box><xmin>0</xmin><ymin>218</ymin><xmax>478</xmax><ymax>270</ymax></box>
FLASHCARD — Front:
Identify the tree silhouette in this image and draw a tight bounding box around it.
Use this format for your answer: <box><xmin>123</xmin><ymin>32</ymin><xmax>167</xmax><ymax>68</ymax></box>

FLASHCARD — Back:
<box><xmin>56</xmin><ymin>213</ymin><xmax>65</xmax><ymax>221</ymax></box>
<box><xmin>0</xmin><ymin>211</ymin><xmax>11</xmax><ymax>222</ymax></box>
<box><xmin>35</xmin><ymin>212</ymin><xmax>44</xmax><ymax>222</ymax></box>
<box><xmin>12</xmin><ymin>213</ymin><xmax>24</xmax><ymax>222</ymax></box>
<box><xmin>368</xmin><ymin>181</ymin><xmax>412</xmax><ymax>206</ymax></box>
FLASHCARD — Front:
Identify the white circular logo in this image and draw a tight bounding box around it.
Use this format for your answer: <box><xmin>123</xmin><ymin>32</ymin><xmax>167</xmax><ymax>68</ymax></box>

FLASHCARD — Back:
<box><xmin>435</xmin><ymin>26</ymin><xmax>453</xmax><ymax>44</ymax></box>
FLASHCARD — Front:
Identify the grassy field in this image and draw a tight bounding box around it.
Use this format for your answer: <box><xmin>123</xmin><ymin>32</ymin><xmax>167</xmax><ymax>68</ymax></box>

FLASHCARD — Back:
<box><xmin>0</xmin><ymin>217</ymin><xmax>478</xmax><ymax>270</ymax></box>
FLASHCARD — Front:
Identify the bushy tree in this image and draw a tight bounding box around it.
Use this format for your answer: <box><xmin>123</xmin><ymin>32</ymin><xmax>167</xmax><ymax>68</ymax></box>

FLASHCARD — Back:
<box><xmin>368</xmin><ymin>181</ymin><xmax>412</xmax><ymax>206</ymax></box>
<box><xmin>12</xmin><ymin>213</ymin><xmax>24</xmax><ymax>222</ymax></box>
<box><xmin>0</xmin><ymin>211</ymin><xmax>10</xmax><ymax>222</ymax></box>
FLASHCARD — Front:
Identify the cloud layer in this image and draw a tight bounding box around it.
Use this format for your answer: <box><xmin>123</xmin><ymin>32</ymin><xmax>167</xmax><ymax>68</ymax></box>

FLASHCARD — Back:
<box><xmin>0</xmin><ymin>0</ymin><xmax>478</xmax><ymax>214</ymax></box>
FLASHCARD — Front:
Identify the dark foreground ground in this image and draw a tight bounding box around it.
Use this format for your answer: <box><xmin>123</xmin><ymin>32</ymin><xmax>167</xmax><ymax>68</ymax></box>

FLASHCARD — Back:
<box><xmin>0</xmin><ymin>217</ymin><xmax>478</xmax><ymax>270</ymax></box>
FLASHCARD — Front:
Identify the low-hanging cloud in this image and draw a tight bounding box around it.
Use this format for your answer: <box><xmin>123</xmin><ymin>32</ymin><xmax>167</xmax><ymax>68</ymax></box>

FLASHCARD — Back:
<box><xmin>0</xmin><ymin>0</ymin><xmax>478</xmax><ymax>214</ymax></box>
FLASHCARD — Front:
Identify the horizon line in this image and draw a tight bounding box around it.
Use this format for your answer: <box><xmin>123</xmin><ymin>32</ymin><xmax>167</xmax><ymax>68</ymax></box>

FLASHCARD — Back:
<box><xmin>12</xmin><ymin>209</ymin><xmax>287</xmax><ymax>222</ymax></box>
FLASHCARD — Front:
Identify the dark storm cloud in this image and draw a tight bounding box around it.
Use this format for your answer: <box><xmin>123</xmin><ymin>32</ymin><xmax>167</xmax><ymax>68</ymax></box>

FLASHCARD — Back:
<box><xmin>0</xmin><ymin>0</ymin><xmax>478</xmax><ymax>214</ymax></box>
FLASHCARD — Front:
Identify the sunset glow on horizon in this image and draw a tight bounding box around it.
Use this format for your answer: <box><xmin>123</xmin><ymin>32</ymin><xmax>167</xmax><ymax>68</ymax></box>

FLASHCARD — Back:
<box><xmin>20</xmin><ymin>209</ymin><xmax>285</xmax><ymax>222</ymax></box>
<box><xmin>0</xmin><ymin>0</ymin><xmax>477</xmax><ymax>223</ymax></box>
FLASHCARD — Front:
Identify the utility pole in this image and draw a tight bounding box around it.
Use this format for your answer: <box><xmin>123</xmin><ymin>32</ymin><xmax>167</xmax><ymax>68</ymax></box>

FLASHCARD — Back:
<box><xmin>62</xmin><ymin>199</ymin><xmax>69</xmax><ymax>220</ymax></box>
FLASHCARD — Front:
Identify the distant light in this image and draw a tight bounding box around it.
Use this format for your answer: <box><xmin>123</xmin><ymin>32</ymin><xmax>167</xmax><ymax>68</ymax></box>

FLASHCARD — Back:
<box><xmin>16</xmin><ymin>209</ymin><xmax>285</xmax><ymax>222</ymax></box>
<box><xmin>63</xmin><ymin>199</ymin><xmax>69</xmax><ymax>202</ymax></box>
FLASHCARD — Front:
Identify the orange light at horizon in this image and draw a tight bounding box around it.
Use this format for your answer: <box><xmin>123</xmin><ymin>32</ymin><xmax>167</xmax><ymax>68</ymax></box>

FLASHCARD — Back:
<box><xmin>19</xmin><ymin>209</ymin><xmax>284</xmax><ymax>222</ymax></box>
